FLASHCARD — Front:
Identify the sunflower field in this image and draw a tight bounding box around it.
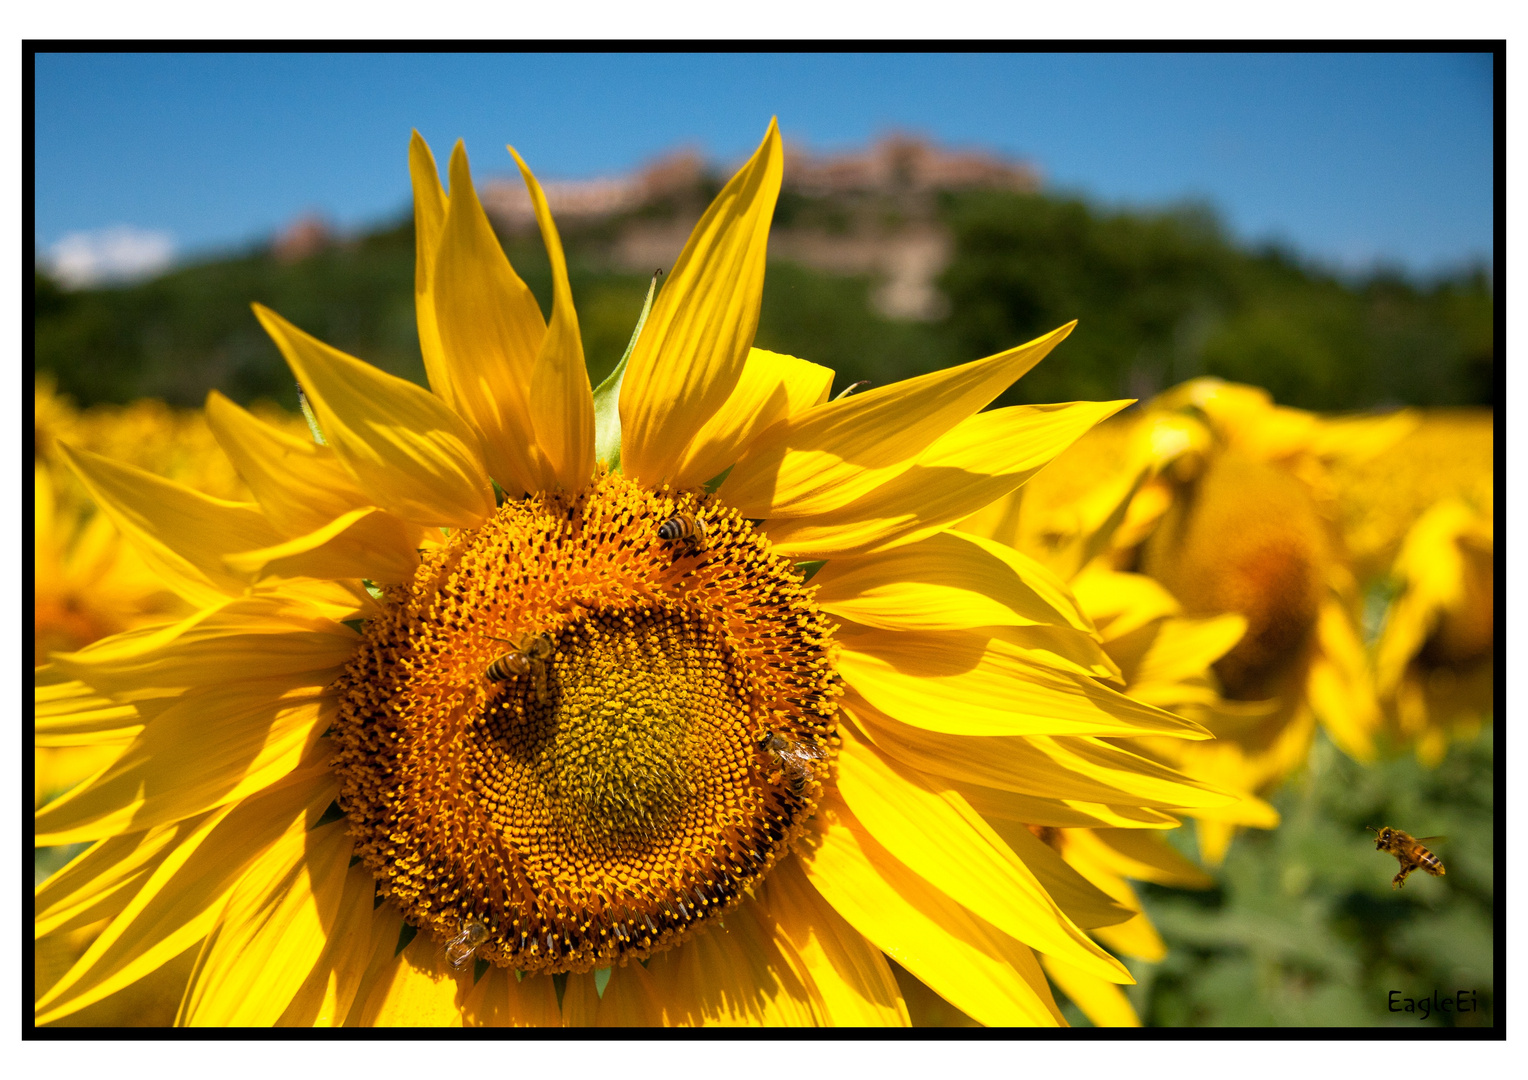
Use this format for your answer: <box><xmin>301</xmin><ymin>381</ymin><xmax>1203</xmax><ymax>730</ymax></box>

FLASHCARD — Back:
<box><xmin>32</xmin><ymin>123</ymin><xmax>1495</xmax><ymax>1029</ymax></box>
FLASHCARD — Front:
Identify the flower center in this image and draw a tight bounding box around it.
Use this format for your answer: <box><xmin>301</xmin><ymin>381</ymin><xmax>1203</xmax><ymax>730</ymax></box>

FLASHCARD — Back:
<box><xmin>332</xmin><ymin>472</ymin><xmax>839</xmax><ymax>974</ymax></box>
<box><xmin>1143</xmin><ymin>451</ymin><xmax>1328</xmax><ymax>700</ymax></box>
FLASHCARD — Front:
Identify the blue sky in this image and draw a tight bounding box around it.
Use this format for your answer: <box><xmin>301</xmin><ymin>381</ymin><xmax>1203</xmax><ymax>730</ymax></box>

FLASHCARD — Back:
<box><xmin>34</xmin><ymin>51</ymin><xmax>1494</xmax><ymax>281</ymax></box>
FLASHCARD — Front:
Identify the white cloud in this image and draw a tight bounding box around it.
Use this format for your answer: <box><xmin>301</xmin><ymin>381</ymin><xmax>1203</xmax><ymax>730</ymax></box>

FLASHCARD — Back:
<box><xmin>44</xmin><ymin>226</ymin><xmax>176</xmax><ymax>288</ymax></box>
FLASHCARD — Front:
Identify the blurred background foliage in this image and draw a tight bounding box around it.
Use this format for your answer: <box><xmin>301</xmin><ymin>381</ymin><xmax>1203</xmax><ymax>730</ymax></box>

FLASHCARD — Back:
<box><xmin>1126</xmin><ymin>728</ymin><xmax>1494</xmax><ymax>1028</ymax></box>
<box><xmin>32</xmin><ymin>167</ymin><xmax>1495</xmax><ymax>1028</ymax></box>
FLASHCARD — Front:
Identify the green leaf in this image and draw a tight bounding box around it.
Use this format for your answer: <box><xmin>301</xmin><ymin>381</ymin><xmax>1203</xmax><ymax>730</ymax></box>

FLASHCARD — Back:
<box><xmin>593</xmin><ymin>270</ymin><xmax>662</xmax><ymax>473</ymax></box>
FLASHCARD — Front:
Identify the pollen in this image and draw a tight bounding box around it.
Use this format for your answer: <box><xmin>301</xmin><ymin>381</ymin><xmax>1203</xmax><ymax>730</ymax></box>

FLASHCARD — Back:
<box><xmin>331</xmin><ymin>472</ymin><xmax>840</xmax><ymax>975</ymax></box>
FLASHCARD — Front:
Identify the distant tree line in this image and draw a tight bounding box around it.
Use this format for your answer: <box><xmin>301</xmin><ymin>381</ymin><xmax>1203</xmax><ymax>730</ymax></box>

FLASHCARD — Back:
<box><xmin>33</xmin><ymin>188</ymin><xmax>1493</xmax><ymax>414</ymax></box>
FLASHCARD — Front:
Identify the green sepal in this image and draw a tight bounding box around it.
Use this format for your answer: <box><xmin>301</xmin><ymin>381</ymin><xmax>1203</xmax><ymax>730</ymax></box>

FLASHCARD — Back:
<box><xmin>395</xmin><ymin>922</ymin><xmax>418</xmax><ymax>956</ymax></box>
<box><xmin>474</xmin><ymin>958</ymin><xmax>490</xmax><ymax>984</ymax></box>
<box><xmin>296</xmin><ymin>384</ymin><xmax>327</xmax><ymax>445</ymax></box>
<box><xmin>795</xmin><ymin>559</ymin><xmax>826</xmax><ymax>583</ymax></box>
<box><xmin>593</xmin><ymin>270</ymin><xmax>662</xmax><ymax>474</ymax></box>
<box><xmin>311</xmin><ymin>799</ymin><xmax>345</xmax><ymax>830</ymax></box>
<box><xmin>702</xmin><ymin>464</ymin><xmax>734</xmax><ymax>493</ymax></box>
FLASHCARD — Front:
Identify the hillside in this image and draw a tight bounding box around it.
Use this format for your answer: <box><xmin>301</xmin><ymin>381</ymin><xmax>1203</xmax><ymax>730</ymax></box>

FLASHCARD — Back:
<box><xmin>34</xmin><ymin>154</ymin><xmax>1493</xmax><ymax>415</ymax></box>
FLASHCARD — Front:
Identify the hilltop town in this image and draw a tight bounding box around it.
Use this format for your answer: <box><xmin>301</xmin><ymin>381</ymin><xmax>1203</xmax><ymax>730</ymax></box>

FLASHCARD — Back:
<box><xmin>476</xmin><ymin>134</ymin><xmax>1040</xmax><ymax>321</ymax></box>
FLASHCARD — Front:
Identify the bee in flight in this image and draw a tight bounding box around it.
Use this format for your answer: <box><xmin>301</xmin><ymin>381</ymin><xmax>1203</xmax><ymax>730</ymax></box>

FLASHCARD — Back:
<box><xmin>1368</xmin><ymin>826</ymin><xmax>1446</xmax><ymax>889</ymax></box>
<box><xmin>485</xmin><ymin>631</ymin><xmax>555</xmax><ymax>703</ymax></box>
<box><xmin>758</xmin><ymin>731</ymin><xmax>826</xmax><ymax>797</ymax></box>
<box><xmin>658</xmin><ymin>511</ymin><xmax>707</xmax><ymax>557</ymax></box>
<box><xmin>445</xmin><ymin>916</ymin><xmax>489</xmax><ymax>968</ymax></box>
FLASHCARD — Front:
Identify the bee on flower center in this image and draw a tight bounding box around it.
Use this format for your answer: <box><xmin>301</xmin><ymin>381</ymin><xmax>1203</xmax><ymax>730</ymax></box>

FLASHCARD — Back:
<box><xmin>1368</xmin><ymin>825</ymin><xmax>1446</xmax><ymax>889</ymax></box>
<box><xmin>758</xmin><ymin>731</ymin><xmax>826</xmax><ymax>797</ymax></box>
<box><xmin>486</xmin><ymin>631</ymin><xmax>555</xmax><ymax>703</ymax></box>
<box><xmin>444</xmin><ymin>916</ymin><xmax>489</xmax><ymax>968</ymax></box>
<box><xmin>658</xmin><ymin>511</ymin><xmax>707</xmax><ymax>557</ymax></box>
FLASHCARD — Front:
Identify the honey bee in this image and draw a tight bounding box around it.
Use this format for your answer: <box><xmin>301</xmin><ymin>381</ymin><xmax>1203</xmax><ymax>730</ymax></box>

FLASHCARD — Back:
<box><xmin>485</xmin><ymin>631</ymin><xmax>555</xmax><ymax>703</ymax></box>
<box><xmin>758</xmin><ymin>731</ymin><xmax>826</xmax><ymax>797</ymax></box>
<box><xmin>444</xmin><ymin>916</ymin><xmax>489</xmax><ymax>968</ymax></box>
<box><xmin>1368</xmin><ymin>826</ymin><xmax>1446</xmax><ymax>889</ymax></box>
<box><xmin>658</xmin><ymin>511</ymin><xmax>707</xmax><ymax>556</ymax></box>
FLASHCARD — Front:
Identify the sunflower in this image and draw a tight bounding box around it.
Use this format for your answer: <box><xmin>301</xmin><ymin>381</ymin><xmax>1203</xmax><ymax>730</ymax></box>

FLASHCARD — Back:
<box><xmin>1329</xmin><ymin>410</ymin><xmax>1493</xmax><ymax>765</ymax></box>
<box><xmin>34</xmin><ymin>387</ymin><xmax>312</xmax><ymax>805</ymax></box>
<box><xmin>1328</xmin><ymin>408</ymin><xmax>1491</xmax><ymax>586</ymax></box>
<box><xmin>972</xmin><ymin>381</ymin><xmax>1400</xmax><ymax>863</ymax></box>
<box><xmin>35</xmin><ymin>121</ymin><xmax>1237</xmax><ymax>1028</ymax></box>
<box><xmin>1371</xmin><ymin>497</ymin><xmax>1493</xmax><ymax>766</ymax></box>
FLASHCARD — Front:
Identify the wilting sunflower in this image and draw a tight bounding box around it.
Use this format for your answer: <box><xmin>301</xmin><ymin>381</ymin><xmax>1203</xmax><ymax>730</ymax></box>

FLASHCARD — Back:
<box><xmin>974</xmin><ymin>381</ymin><xmax>1401</xmax><ymax>863</ymax></box>
<box><xmin>35</xmin><ymin>121</ymin><xmax>1237</xmax><ymax>1027</ymax></box>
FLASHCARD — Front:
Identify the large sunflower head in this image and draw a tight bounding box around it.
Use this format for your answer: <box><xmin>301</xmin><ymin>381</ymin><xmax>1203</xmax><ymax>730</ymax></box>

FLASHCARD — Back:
<box><xmin>36</xmin><ymin>121</ymin><xmax>1237</xmax><ymax>1027</ymax></box>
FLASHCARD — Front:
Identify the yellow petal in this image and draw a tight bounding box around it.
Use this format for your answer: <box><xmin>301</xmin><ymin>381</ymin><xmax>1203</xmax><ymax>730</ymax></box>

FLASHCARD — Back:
<box><xmin>277</xmin><ymin>861</ymin><xmax>382</xmax><ymax>1026</ymax></box>
<box><xmin>638</xmin><ymin>896</ymin><xmax>816</xmax><ymax>1026</ymax></box>
<box><xmin>1061</xmin><ymin>828</ymin><xmax>1216</xmax><ymax>889</ymax></box>
<box><xmin>353</xmin><ymin>929</ymin><xmax>470</xmax><ymax>1026</ymax></box>
<box><xmin>960</xmin><ymin>783</ymin><xmax>1183</xmax><ymax>830</ymax></box>
<box><xmin>56</xmin><ymin>442</ymin><xmax>279</xmax><ymax>607</ymax></box>
<box><xmin>510</xmin><ymin>146</ymin><xmax>596</xmax><ymax>491</ymax></box>
<box><xmin>854</xmin><ymin>698</ymin><xmax>1229</xmax><ymax>810</ymax></box>
<box><xmin>181</xmin><ymin>817</ymin><xmax>352</xmax><ymax>1024</ymax></box>
<box><xmin>254</xmin><ymin>304</ymin><xmax>495</xmax><ymax>527</ymax></box>
<box><xmin>594</xmin><ymin>959</ymin><xmax>667</xmax><ymax>1026</ymax></box>
<box><xmin>1125</xmin><ymin>613</ymin><xmax>1247</xmax><ymax>692</ymax></box>
<box><xmin>975</xmin><ymin>818</ymin><xmax>1136</xmax><ymax>931</ymax></box>
<box><xmin>668</xmin><ymin>348</ymin><xmax>835</xmax><ymax>491</ymax></box>
<box><xmin>620</xmin><ymin>120</ymin><xmax>784</xmax><ymax>487</ymax></box>
<box><xmin>720</xmin><ymin>323</ymin><xmax>1075</xmax><ymax>519</ymax></box>
<box><xmin>800</xmin><ymin>794</ymin><xmax>1062</xmax><ymax>1026</ymax></box>
<box><xmin>837</xmin><ymin>627</ymin><xmax>1210</xmax><ymax>740</ymax></box>
<box><xmin>225</xmin><ymin>506</ymin><xmax>422</xmax><ymax>585</ymax></box>
<box><xmin>813</xmin><ymin>530</ymin><xmax>1093</xmax><ymax>634</ymax></box>
<box><xmin>35</xmin><ymin>684</ymin><xmax>335</xmax><ymax>844</ymax></box>
<box><xmin>35</xmin><ymin>772</ymin><xmax>335</xmax><ymax>1024</ymax></box>
<box><xmin>1070</xmin><ymin>566</ymin><xmax>1183</xmax><ymax>643</ymax></box>
<box><xmin>987</xmin><ymin>623</ymin><xmax>1125</xmax><ymax>683</ymax></box>
<box><xmin>1309</xmin><ymin>597</ymin><xmax>1379</xmax><ymax>761</ymax></box>
<box><xmin>431</xmin><ymin>141</ymin><xmax>546</xmax><ymax>495</ymax></box>
<box><xmin>1093</xmin><ymin>911</ymin><xmax>1168</xmax><ymax>964</ymax></box>
<box><xmin>204</xmin><ymin>391</ymin><xmax>383</xmax><ymax>537</ymax></box>
<box><xmin>559</xmin><ymin>971</ymin><xmax>601</xmax><ymax>1027</ymax></box>
<box><xmin>408</xmin><ymin>131</ymin><xmax>453</xmax><ymax>404</ymax></box>
<box><xmin>35</xmin><ymin>823</ymin><xmax>185</xmax><ymax>939</ymax></box>
<box><xmin>48</xmin><ymin>599</ymin><xmax>357</xmax><ymax>702</ymax></box>
<box><xmin>756</xmin><ymin>855</ymin><xmax>910</xmax><ymax>1026</ymax></box>
<box><xmin>461</xmin><ymin>967</ymin><xmax>562</xmax><ymax>1027</ymax></box>
<box><xmin>835</xmin><ymin>726</ymin><xmax>1132</xmax><ymax>983</ymax></box>
<box><xmin>35</xmin><ymin>672</ymin><xmax>142</xmax><ymax>746</ymax></box>
<box><xmin>1041</xmin><ymin>955</ymin><xmax>1141</xmax><ymax>1027</ymax></box>
<box><xmin>763</xmin><ymin>399</ymin><xmax>1129</xmax><ymax>559</ymax></box>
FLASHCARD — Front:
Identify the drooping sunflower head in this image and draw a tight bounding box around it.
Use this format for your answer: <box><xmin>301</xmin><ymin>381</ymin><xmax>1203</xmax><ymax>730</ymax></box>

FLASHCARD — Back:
<box><xmin>334</xmin><ymin>472</ymin><xmax>839</xmax><ymax>974</ymax></box>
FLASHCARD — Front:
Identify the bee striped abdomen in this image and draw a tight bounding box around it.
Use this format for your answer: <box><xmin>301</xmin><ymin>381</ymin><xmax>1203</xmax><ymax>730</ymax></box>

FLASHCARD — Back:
<box><xmin>486</xmin><ymin>653</ymin><xmax>531</xmax><ymax>682</ymax></box>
